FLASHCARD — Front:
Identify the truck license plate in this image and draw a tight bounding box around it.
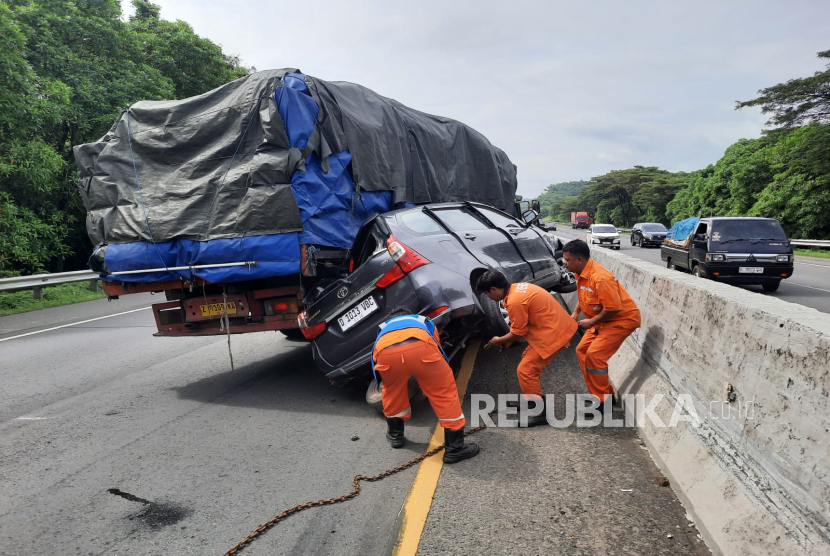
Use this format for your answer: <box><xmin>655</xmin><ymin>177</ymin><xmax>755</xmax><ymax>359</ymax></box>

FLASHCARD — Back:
<box><xmin>338</xmin><ymin>297</ymin><xmax>378</xmax><ymax>332</ymax></box>
<box><xmin>200</xmin><ymin>302</ymin><xmax>238</xmax><ymax>316</ymax></box>
<box><xmin>739</xmin><ymin>267</ymin><xmax>764</xmax><ymax>274</ymax></box>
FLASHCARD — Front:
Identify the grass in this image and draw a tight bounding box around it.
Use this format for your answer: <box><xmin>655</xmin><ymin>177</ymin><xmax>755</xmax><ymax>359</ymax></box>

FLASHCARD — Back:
<box><xmin>794</xmin><ymin>248</ymin><xmax>830</xmax><ymax>260</ymax></box>
<box><xmin>0</xmin><ymin>281</ymin><xmax>106</xmax><ymax>316</ymax></box>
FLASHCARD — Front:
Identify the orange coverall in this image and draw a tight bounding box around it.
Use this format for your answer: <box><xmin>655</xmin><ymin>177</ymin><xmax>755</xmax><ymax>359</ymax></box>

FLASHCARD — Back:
<box><xmin>372</xmin><ymin>327</ymin><xmax>465</xmax><ymax>430</ymax></box>
<box><xmin>575</xmin><ymin>259</ymin><xmax>641</xmax><ymax>399</ymax></box>
<box><xmin>503</xmin><ymin>282</ymin><xmax>579</xmax><ymax>399</ymax></box>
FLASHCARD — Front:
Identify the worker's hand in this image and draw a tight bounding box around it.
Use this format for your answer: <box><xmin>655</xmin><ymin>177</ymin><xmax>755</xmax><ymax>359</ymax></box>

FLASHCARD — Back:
<box><xmin>578</xmin><ymin>318</ymin><xmax>595</xmax><ymax>330</ymax></box>
<box><xmin>571</xmin><ymin>311</ymin><xmax>580</xmax><ymax>322</ymax></box>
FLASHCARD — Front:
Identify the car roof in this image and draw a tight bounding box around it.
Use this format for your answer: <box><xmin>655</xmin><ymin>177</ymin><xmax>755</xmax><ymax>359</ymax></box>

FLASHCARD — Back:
<box><xmin>379</xmin><ymin>201</ymin><xmax>512</xmax><ymax>218</ymax></box>
<box><xmin>701</xmin><ymin>217</ymin><xmax>779</xmax><ymax>222</ymax></box>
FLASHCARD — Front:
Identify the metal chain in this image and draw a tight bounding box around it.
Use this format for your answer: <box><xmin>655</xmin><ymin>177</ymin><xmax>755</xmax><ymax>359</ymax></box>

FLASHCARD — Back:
<box><xmin>223</xmin><ymin>348</ymin><xmax>512</xmax><ymax>556</ymax></box>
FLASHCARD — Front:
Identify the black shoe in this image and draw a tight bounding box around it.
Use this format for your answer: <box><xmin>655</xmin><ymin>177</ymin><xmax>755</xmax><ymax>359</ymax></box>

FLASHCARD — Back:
<box><xmin>525</xmin><ymin>408</ymin><xmax>548</xmax><ymax>427</ymax></box>
<box><xmin>595</xmin><ymin>402</ymin><xmax>605</xmax><ymax>416</ymax></box>
<box><xmin>386</xmin><ymin>418</ymin><xmax>406</xmax><ymax>448</ymax></box>
<box><xmin>443</xmin><ymin>428</ymin><xmax>480</xmax><ymax>464</ymax></box>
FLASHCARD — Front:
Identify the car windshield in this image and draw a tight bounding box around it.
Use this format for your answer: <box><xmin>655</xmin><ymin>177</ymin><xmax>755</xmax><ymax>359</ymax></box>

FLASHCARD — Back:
<box><xmin>711</xmin><ymin>220</ymin><xmax>787</xmax><ymax>242</ymax></box>
<box><xmin>642</xmin><ymin>224</ymin><xmax>667</xmax><ymax>232</ymax></box>
<box><xmin>593</xmin><ymin>225</ymin><xmax>616</xmax><ymax>233</ymax></box>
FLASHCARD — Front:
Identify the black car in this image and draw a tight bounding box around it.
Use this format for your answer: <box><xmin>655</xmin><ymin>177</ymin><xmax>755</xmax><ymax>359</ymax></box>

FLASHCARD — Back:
<box><xmin>631</xmin><ymin>222</ymin><xmax>667</xmax><ymax>247</ymax></box>
<box><xmin>660</xmin><ymin>217</ymin><xmax>794</xmax><ymax>291</ymax></box>
<box><xmin>299</xmin><ymin>202</ymin><xmax>576</xmax><ymax>387</ymax></box>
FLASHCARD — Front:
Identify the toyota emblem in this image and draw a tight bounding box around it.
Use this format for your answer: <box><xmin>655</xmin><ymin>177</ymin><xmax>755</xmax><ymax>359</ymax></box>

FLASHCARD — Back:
<box><xmin>337</xmin><ymin>286</ymin><xmax>349</xmax><ymax>299</ymax></box>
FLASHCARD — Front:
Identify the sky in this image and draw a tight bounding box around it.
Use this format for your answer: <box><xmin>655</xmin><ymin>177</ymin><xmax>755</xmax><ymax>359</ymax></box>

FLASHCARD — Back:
<box><xmin>123</xmin><ymin>0</ymin><xmax>830</xmax><ymax>198</ymax></box>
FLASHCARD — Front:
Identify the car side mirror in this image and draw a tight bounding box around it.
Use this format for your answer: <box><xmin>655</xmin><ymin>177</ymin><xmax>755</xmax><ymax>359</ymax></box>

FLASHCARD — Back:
<box><xmin>522</xmin><ymin>209</ymin><xmax>539</xmax><ymax>224</ymax></box>
<box><xmin>694</xmin><ymin>233</ymin><xmax>707</xmax><ymax>241</ymax></box>
<box><xmin>554</xmin><ymin>250</ymin><xmax>563</xmax><ymax>259</ymax></box>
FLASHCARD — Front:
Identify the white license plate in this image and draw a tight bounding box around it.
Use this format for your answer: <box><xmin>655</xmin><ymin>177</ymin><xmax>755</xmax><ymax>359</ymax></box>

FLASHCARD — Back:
<box><xmin>739</xmin><ymin>267</ymin><xmax>764</xmax><ymax>274</ymax></box>
<box><xmin>338</xmin><ymin>297</ymin><xmax>378</xmax><ymax>332</ymax></box>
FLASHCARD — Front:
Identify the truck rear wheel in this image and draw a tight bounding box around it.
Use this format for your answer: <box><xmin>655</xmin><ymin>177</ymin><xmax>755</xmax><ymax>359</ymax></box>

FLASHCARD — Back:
<box><xmin>667</xmin><ymin>259</ymin><xmax>675</xmax><ymax>270</ymax></box>
<box><xmin>762</xmin><ymin>280</ymin><xmax>781</xmax><ymax>292</ymax></box>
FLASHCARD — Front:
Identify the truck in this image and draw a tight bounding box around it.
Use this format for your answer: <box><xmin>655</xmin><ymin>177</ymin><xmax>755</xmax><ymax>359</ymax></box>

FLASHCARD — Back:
<box><xmin>74</xmin><ymin>70</ymin><xmax>520</xmax><ymax>339</ymax></box>
<box><xmin>660</xmin><ymin>216</ymin><xmax>794</xmax><ymax>292</ymax></box>
<box><xmin>571</xmin><ymin>211</ymin><xmax>593</xmax><ymax>229</ymax></box>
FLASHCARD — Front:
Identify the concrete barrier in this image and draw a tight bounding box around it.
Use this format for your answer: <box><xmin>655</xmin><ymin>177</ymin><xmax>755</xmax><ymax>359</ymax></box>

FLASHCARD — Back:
<box><xmin>558</xmin><ymin>241</ymin><xmax>830</xmax><ymax>556</ymax></box>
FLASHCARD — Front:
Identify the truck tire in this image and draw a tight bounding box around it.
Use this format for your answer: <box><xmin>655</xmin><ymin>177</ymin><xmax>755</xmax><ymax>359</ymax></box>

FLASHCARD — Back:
<box><xmin>479</xmin><ymin>293</ymin><xmax>510</xmax><ymax>337</ymax></box>
<box><xmin>762</xmin><ymin>280</ymin><xmax>781</xmax><ymax>292</ymax></box>
<box><xmin>692</xmin><ymin>265</ymin><xmax>702</xmax><ymax>277</ymax></box>
<box><xmin>667</xmin><ymin>259</ymin><xmax>675</xmax><ymax>270</ymax></box>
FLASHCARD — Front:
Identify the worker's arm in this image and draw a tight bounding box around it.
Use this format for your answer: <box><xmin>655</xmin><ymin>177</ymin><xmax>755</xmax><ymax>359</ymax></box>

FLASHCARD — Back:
<box><xmin>489</xmin><ymin>331</ymin><xmax>521</xmax><ymax>348</ymax></box>
<box><xmin>570</xmin><ymin>300</ymin><xmax>581</xmax><ymax>322</ymax></box>
<box><xmin>489</xmin><ymin>298</ymin><xmax>526</xmax><ymax>348</ymax></box>
<box><xmin>578</xmin><ymin>308</ymin><xmax>620</xmax><ymax>330</ymax></box>
<box><xmin>578</xmin><ymin>278</ymin><xmax>622</xmax><ymax>330</ymax></box>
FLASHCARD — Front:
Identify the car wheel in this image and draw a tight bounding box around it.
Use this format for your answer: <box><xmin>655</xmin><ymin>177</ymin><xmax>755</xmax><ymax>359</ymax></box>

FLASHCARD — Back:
<box><xmin>667</xmin><ymin>259</ymin><xmax>675</xmax><ymax>270</ymax></box>
<box><xmin>366</xmin><ymin>375</ymin><xmax>420</xmax><ymax>413</ymax></box>
<box><xmin>692</xmin><ymin>265</ymin><xmax>702</xmax><ymax>277</ymax></box>
<box><xmin>762</xmin><ymin>280</ymin><xmax>781</xmax><ymax>292</ymax></box>
<box><xmin>614</xmin><ymin>246</ymin><xmax>620</xmax><ymax>250</ymax></box>
<box><xmin>479</xmin><ymin>293</ymin><xmax>510</xmax><ymax>336</ymax></box>
<box><xmin>639</xmin><ymin>239</ymin><xmax>646</xmax><ymax>248</ymax></box>
<box><xmin>280</xmin><ymin>328</ymin><xmax>307</xmax><ymax>341</ymax></box>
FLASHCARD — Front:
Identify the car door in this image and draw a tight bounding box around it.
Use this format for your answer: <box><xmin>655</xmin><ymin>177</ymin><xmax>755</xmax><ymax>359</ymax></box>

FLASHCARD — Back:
<box><xmin>429</xmin><ymin>206</ymin><xmax>533</xmax><ymax>283</ymax></box>
<box><xmin>689</xmin><ymin>220</ymin><xmax>709</xmax><ymax>270</ymax></box>
<box><xmin>473</xmin><ymin>205</ymin><xmax>557</xmax><ymax>280</ymax></box>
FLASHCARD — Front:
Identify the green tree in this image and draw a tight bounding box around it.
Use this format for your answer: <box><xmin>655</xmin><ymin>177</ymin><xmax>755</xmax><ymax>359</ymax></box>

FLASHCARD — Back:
<box><xmin>736</xmin><ymin>50</ymin><xmax>830</xmax><ymax>129</ymax></box>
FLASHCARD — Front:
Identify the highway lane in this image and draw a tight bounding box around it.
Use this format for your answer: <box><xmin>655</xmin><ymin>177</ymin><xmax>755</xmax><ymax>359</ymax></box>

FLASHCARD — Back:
<box><xmin>552</xmin><ymin>226</ymin><xmax>830</xmax><ymax>315</ymax></box>
<box><xmin>0</xmin><ymin>295</ymin><xmax>443</xmax><ymax>556</ymax></box>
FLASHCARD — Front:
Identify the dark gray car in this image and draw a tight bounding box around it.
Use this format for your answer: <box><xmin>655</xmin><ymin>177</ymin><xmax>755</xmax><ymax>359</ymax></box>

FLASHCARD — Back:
<box><xmin>299</xmin><ymin>202</ymin><xmax>576</xmax><ymax>386</ymax></box>
<box><xmin>631</xmin><ymin>222</ymin><xmax>668</xmax><ymax>247</ymax></box>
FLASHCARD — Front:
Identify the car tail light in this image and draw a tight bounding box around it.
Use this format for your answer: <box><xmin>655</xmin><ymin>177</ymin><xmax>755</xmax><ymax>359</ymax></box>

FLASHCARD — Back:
<box><xmin>298</xmin><ymin>311</ymin><xmax>326</xmax><ymax>340</ymax></box>
<box><xmin>263</xmin><ymin>297</ymin><xmax>298</xmax><ymax>316</ymax></box>
<box><xmin>376</xmin><ymin>235</ymin><xmax>431</xmax><ymax>288</ymax></box>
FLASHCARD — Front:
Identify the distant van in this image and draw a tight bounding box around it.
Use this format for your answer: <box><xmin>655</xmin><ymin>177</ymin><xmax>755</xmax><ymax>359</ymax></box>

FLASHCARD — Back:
<box><xmin>660</xmin><ymin>217</ymin><xmax>794</xmax><ymax>292</ymax></box>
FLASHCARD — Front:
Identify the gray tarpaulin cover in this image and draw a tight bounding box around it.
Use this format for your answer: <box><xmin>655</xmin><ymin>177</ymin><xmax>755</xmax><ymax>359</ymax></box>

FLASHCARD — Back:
<box><xmin>74</xmin><ymin>69</ymin><xmax>518</xmax><ymax>283</ymax></box>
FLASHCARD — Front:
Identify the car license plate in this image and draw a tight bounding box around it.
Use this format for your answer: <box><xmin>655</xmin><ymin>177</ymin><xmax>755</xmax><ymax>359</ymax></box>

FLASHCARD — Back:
<box><xmin>739</xmin><ymin>267</ymin><xmax>764</xmax><ymax>274</ymax></box>
<box><xmin>200</xmin><ymin>302</ymin><xmax>237</xmax><ymax>317</ymax></box>
<box><xmin>338</xmin><ymin>297</ymin><xmax>378</xmax><ymax>332</ymax></box>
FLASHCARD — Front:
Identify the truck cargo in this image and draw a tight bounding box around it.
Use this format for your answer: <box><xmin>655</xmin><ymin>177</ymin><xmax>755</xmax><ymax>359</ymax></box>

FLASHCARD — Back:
<box><xmin>570</xmin><ymin>211</ymin><xmax>593</xmax><ymax>229</ymax></box>
<box><xmin>74</xmin><ymin>69</ymin><xmax>519</xmax><ymax>337</ymax></box>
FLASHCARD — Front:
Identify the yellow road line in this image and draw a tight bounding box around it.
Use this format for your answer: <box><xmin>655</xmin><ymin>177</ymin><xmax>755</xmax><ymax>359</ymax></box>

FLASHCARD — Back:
<box><xmin>391</xmin><ymin>340</ymin><xmax>481</xmax><ymax>556</ymax></box>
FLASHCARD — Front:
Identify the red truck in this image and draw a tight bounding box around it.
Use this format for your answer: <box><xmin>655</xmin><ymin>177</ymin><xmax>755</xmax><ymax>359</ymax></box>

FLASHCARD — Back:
<box><xmin>571</xmin><ymin>211</ymin><xmax>594</xmax><ymax>229</ymax></box>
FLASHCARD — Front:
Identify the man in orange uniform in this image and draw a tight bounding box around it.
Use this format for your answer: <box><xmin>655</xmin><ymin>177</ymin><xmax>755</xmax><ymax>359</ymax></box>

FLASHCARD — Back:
<box><xmin>477</xmin><ymin>270</ymin><xmax>578</xmax><ymax>427</ymax></box>
<box><xmin>562</xmin><ymin>240</ymin><xmax>641</xmax><ymax>412</ymax></box>
<box><xmin>372</xmin><ymin>314</ymin><xmax>479</xmax><ymax>464</ymax></box>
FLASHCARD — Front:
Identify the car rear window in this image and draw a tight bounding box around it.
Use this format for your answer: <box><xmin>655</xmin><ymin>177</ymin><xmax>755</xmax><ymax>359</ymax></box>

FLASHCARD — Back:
<box><xmin>400</xmin><ymin>210</ymin><xmax>443</xmax><ymax>234</ymax></box>
<box><xmin>593</xmin><ymin>225</ymin><xmax>616</xmax><ymax>233</ymax></box>
<box><xmin>433</xmin><ymin>208</ymin><xmax>490</xmax><ymax>232</ymax></box>
<box><xmin>642</xmin><ymin>224</ymin><xmax>667</xmax><ymax>232</ymax></box>
<box><xmin>711</xmin><ymin>220</ymin><xmax>787</xmax><ymax>241</ymax></box>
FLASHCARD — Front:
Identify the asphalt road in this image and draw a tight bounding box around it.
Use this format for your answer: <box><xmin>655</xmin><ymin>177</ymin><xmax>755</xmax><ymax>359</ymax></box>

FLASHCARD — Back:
<box><xmin>0</xmin><ymin>295</ymin><xmax>441</xmax><ymax>556</ymax></box>
<box><xmin>551</xmin><ymin>226</ymin><xmax>830</xmax><ymax>315</ymax></box>
<box><xmin>1</xmin><ymin>294</ymin><xmax>708</xmax><ymax>555</ymax></box>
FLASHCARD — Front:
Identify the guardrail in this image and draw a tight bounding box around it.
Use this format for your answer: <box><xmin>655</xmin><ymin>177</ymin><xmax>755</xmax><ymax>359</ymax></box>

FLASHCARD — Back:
<box><xmin>0</xmin><ymin>270</ymin><xmax>100</xmax><ymax>298</ymax></box>
<box><xmin>791</xmin><ymin>239</ymin><xmax>830</xmax><ymax>248</ymax></box>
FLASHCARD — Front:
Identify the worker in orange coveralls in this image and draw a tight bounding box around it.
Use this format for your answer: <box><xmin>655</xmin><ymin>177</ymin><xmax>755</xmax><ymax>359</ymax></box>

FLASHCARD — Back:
<box><xmin>562</xmin><ymin>239</ymin><xmax>641</xmax><ymax>413</ymax></box>
<box><xmin>372</xmin><ymin>314</ymin><xmax>479</xmax><ymax>464</ymax></box>
<box><xmin>477</xmin><ymin>270</ymin><xmax>578</xmax><ymax>427</ymax></box>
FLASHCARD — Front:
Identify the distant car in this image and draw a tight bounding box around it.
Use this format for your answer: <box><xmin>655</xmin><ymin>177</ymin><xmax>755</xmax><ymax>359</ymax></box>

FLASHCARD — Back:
<box><xmin>631</xmin><ymin>222</ymin><xmax>668</xmax><ymax>247</ymax></box>
<box><xmin>539</xmin><ymin>221</ymin><xmax>557</xmax><ymax>231</ymax></box>
<box><xmin>299</xmin><ymin>202</ymin><xmax>577</xmax><ymax>388</ymax></box>
<box><xmin>587</xmin><ymin>224</ymin><xmax>621</xmax><ymax>250</ymax></box>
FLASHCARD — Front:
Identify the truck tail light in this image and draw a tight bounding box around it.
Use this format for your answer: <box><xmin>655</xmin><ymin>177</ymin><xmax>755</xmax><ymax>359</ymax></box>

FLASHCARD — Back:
<box><xmin>298</xmin><ymin>311</ymin><xmax>326</xmax><ymax>340</ymax></box>
<box><xmin>376</xmin><ymin>235</ymin><xmax>431</xmax><ymax>288</ymax></box>
<box><xmin>263</xmin><ymin>297</ymin><xmax>298</xmax><ymax>316</ymax></box>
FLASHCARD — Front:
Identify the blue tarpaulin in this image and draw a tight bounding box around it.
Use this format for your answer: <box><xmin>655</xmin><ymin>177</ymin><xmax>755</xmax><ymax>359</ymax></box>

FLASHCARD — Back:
<box><xmin>665</xmin><ymin>217</ymin><xmax>700</xmax><ymax>244</ymax></box>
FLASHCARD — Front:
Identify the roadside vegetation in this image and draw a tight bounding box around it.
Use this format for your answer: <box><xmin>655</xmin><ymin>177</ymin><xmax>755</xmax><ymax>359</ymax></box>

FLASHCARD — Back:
<box><xmin>539</xmin><ymin>50</ymin><xmax>830</xmax><ymax>240</ymax></box>
<box><xmin>794</xmin><ymin>248</ymin><xmax>830</xmax><ymax>260</ymax></box>
<box><xmin>0</xmin><ymin>281</ymin><xmax>105</xmax><ymax>316</ymax></box>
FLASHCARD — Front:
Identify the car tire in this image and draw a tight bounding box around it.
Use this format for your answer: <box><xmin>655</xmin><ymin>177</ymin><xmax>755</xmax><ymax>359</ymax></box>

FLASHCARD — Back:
<box><xmin>667</xmin><ymin>259</ymin><xmax>675</xmax><ymax>270</ymax></box>
<box><xmin>762</xmin><ymin>280</ymin><xmax>781</xmax><ymax>292</ymax></box>
<box><xmin>366</xmin><ymin>375</ymin><xmax>420</xmax><ymax>413</ymax></box>
<box><xmin>614</xmin><ymin>246</ymin><xmax>620</xmax><ymax>250</ymax></box>
<box><xmin>692</xmin><ymin>265</ymin><xmax>702</xmax><ymax>277</ymax></box>
<box><xmin>479</xmin><ymin>293</ymin><xmax>510</xmax><ymax>337</ymax></box>
<box><xmin>280</xmin><ymin>328</ymin><xmax>307</xmax><ymax>341</ymax></box>
<box><xmin>639</xmin><ymin>239</ymin><xmax>646</xmax><ymax>248</ymax></box>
